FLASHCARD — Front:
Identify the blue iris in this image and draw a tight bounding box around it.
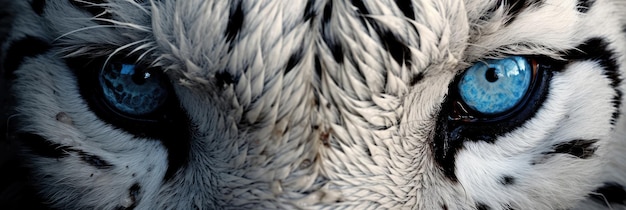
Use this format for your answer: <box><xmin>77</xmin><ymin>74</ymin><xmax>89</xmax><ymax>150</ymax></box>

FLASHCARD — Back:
<box><xmin>458</xmin><ymin>56</ymin><xmax>532</xmax><ymax>115</ymax></box>
<box><xmin>99</xmin><ymin>63</ymin><xmax>169</xmax><ymax>116</ymax></box>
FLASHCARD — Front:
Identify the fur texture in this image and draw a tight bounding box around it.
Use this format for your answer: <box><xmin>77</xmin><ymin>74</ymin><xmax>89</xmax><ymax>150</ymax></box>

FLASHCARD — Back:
<box><xmin>2</xmin><ymin>0</ymin><xmax>626</xmax><ymax>209</ymax></box>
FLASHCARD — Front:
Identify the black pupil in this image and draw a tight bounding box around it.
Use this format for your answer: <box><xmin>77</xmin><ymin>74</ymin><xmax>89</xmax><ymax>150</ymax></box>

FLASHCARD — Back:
<box><xmin>485</xmin><ymin>68</ymin><xmax>498</xmax><ymax>82</ymax></box>
<box><xmin>131</xmin><ymin>70</ymin><xmax>148</xmax><ymax>85</ymax></box>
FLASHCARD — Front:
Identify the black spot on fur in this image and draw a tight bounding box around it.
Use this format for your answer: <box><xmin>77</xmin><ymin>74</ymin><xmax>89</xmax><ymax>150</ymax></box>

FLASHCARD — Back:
<box><xmin>564</xmin><ymin>38</ymin><xmax>622</xmax><ymax>125</ymax></box>
<box><xmin>321</xmin><ymin>1</ymin><xmax>344</xmax><ymax>64</ymax></box>
<box><xmin>545</xmin><ymin>139</ymin><xmax>598</xmax><ymax>159</ymax></box>
<box><xmin>591</xmin><ymin>182</ymin><xmax>626</xmax><ymax>205</ymax></box>
<box><xmin>410</xmin><ymin>73</ymin><xmax>424</xmax><ymax>86</ymax></box>
<box><xmin>31</xmin><ymin>0</ymin><xmax>46</xmax><ymax>15</ymax></box>
<box><xmin>4</xmin><ymin>36</ymin><xmax>50</xmax><ymax>77</ymax></box>
<box><xmin>69</xmin><ymin>0</ymin><xmax>110</xmax><ymax>20</ymax></box>
<box><xmin>395</xmin><ymin>0</ymin><xmax>415</xmax><ymax>19</ymax></box>
<box><xmin>501</xmin><ymin>175</ymin><xmax>515</xmax><ymax>185</ymax></box>
<box><xmin>441</xmin><ymin>204</ymin><xmax>448</xmax><ymax>210</ymax></box>
<box><xmin>314</xmin><ymin>54</ymin><xmax>322</xmax><ymax>78</ymax></box>
<box><xmin>125</xmin><ymin>183</ymin><xmax>141</xmax><ymax>210</ymax></box>
<box><xmin>576</xmin><ymin>0</ymin><xmax>595</xmax><ymax>13</ymax></box>
<box><xmin>18</xmin><ymin>133</ymin><xmax>73</xmax><ymax>159</ymax></box>
<box><xmin>476</xmin><ymin>202</ymin><xmax>491</xmax><ymax>210</ymax></box>
<box><xmin>215</xmin><ymin>71</ymin><xmax>237</xmax><ymax>87</ymax></box>
<box><xmin>79</xmin><ymin>152</ymin><xmax>113</xmax><ymax>169</ymax></box>
<box><xmin>303</xmin><ymin>0</ymin><xmax>316</xmax><ymax>21</ymax></box>
<box><xmin>285</xmin><ymin>49</ymin><xmax>304</xmax><ymax>75</ymax></box>
<box><xmin>225</xmin><ymin>2</ymin><xmax>244</xmax><ymax>42</ymax></box>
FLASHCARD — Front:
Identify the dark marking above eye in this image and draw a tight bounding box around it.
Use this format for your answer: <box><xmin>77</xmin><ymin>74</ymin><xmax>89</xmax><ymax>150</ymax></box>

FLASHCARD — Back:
<box><xmin>321</xmin><ymin>1</ymin><xmax>344</xmax><ymax>64</ymax></box>
<box><xmin>4</xmin><ymin>36</ymin><xmax>51</xmax><ymax>77</ymax></box>
<box><xmin>378</xmin><ymin>29</ymin><xmax>412</xmax><ymax>68</ymax></box>
<box><xmin>395</xmin><ymin>0</ymin><xmax>415</xmax><ymax>19</ymax></box>
<box><xmin>410</xmin><ymin>72</ymin><xmax>424</xmax><ymax>86</ymax></box>
<box><xmin>563</xmin><ymin>38</ymin><xmax>622</xmax><ymax>125</ymax></box>
<box><xmin>31</xmin><ymin>0</ymin><xmax>46</xmax><ymax>15</ymax></box>
<box><xmin>476</xmin><ymin>202</ymin><xmax>491</xmax><ymax>210</ymax></box>
<box><xmin>501</xmin><ymin>175</ymin><xmax>515</xmax><ymax>185</ymax></box>
<box><xmin>576</xmin><ymin>0</ymin><xmax>595</xmax><ymax>13</ymax></box>
<box><xmin>590</xmin><ymin>182</ymin><xmax>626</xmax><ymax>205</ymax></box>
<box><xmin>78</xmin><ymin>152</ymin><xmax>113</xmax><ymax>169</ymax></box>
<box><xmin>303</xmin><ymin>0</ymin><xmax>316</xmax><ymax>21</ymax></box>
<box><xmin>350</xmin><ymin>0</ymin><xmax>412</xmax><ymax>68</ymax></box>
<box><xmin>314</xmin><ymin>54</ymin><xmax>322</xmax><ymax>79</ymax></box>
<box><xmin>215</xmin><ymin>71</ymin><xmax>237</xmax><ymax>87</ymax></box>
<box><xmin>545</xmin><ymin>139</ymin><xmax>598</xmax><ymax>159</ymax></box>
<box><xmin>225</xmin><ymin>2</ymin><xmax>244</xmax><ymax>43</ymax></box>
<box><xmin>285</xmin><ymin>49</ymin><xmax>304</xmax><ymax>75</ymax></box>
<box><xmin>17</xmin><ymin>133</ymin><xmax>74</xmax><ymax>159</ymax></box>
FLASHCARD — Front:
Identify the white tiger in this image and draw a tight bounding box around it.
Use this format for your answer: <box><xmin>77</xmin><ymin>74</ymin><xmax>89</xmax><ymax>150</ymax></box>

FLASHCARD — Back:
<box><xmin>1</xmin><ymin>0</ymin><xmax>625</xmax><ymax>209</ymax></box>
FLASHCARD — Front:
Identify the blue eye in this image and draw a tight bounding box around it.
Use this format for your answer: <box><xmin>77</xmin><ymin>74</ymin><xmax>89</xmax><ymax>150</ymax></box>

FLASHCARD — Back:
<box><xmin>457</xmin><ymin>56</ymin><xmax>532</xmax><ymax>115</ymax></box>
<box><xmin>99</xmin><ymin>63</ymin><xmax>169</xmax><ymax>116</ymax></box>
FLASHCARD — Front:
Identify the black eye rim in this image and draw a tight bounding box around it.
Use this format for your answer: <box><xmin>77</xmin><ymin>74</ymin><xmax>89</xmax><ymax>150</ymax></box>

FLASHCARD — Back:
<box><xmin>449</xmin><ymin>56</ymin><xmax>556</xmax><ymax>123</ymax></box>
<box><xmin>433</xmin><ymin>55</ymin><xmax>563</xmax><ymax>180</ymax></box>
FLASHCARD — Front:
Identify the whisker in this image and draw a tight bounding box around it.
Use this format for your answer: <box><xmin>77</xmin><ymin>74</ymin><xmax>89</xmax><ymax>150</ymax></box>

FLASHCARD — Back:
<box><xmin>89</xmin><ymin>18</ymin><xmax>151</xmax><ymax>32</ymax></box>
<box><xmin>136</xmin><ymin>46</ymin><xmax>158</xmax><ymax>63</ymax></box>
<box><xmin>53</xmin><ymin>25</ymin><xmax>137</xmax><ymax>42</ymax></box>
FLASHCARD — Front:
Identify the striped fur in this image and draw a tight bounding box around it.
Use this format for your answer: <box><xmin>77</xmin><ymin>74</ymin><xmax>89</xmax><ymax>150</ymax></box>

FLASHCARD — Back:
<box><xmin>1</xmin><ymin>0</ymin><xmax>625</xmax><ymax>209</ymax></box>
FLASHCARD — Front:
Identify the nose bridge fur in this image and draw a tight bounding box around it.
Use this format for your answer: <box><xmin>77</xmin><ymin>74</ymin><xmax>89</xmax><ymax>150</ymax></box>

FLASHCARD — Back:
<box><xmin>149</xmin><ymin>0</ymin><xmax>471</xmax><ymax>207</ymax></box>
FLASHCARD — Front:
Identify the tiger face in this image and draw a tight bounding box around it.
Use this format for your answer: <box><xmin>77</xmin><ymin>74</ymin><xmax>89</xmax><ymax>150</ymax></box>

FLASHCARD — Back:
<box><xmin>2</xmin><ymin>0</ymin><xmax>626</xmax><ymax>209</ymax></box>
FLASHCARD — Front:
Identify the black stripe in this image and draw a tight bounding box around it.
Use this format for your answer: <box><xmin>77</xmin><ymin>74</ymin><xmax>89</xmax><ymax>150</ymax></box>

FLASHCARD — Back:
<box><xmin>321</xmin><ymin>1</ymin><xmax>344</xmax><ymax>64</ymax></box>
<box><xmin>3</xmin><ymin>36</ymin><xmax>51</xmax><ymax>77</ymax></box>
<box><xmin>31</xmin><ymin>0</ymin><xmax>46</xmax><ymax>15</ymax></box>
<box><xmin>500</xmin><ymin>175</ymin><xmax>516</xmax><ymax>185</ymax></box>
<box><xmin>314</xmin><ymin>54</ymin><xmax>322</xmax><ymax>79</ymax></box>
<box><xmin>285</xmin><ymin>49</ymin><xmax>304</xmax><ymax>75</ymax></box>
<box><xmin>18</xmin><ymin>133</ymin><xmax>73</xmax><ymax>159</ymax></box>
<box><xmin>410</xmin><ymin>72</ymin><xmax>424</xmax><ymax>86</ymax></box>
<box><xmin>303</xmin><ymin>0</ymin><xmax>316</xmax><ymax>22</ymax></box>
<box><xmin>127</xmin><ymin>183</ymin><xmax>141</xmax><ymax>210</ymax></box>
<box><xmin>378</xmin><ymin>29</ymin><xmax>412</xmax><ymax>68</ymax></box>
<box><xmin>225</xmin><ymin>2</ymin><xmax>244</xmax><ymax>42</ymax></box>
<box><xmin>576</xmin><ymin>0</ymin><xmax>595</xmax><ymax>13</ymax></box>
<box><xmin>476</xmin><ymin>202</ymin><xmax>491</xmax><ymax>210</ymax></box>
<box><xmin>351</xmin><ymin>0</ymin><xmax>411</xmax><ymax>68</ymax></box>
<box><xmin>564</xmin><ymin>38</ymin><xmax>622</xmax><ymax>125</ymax></box>
<box><xmin>69</xmin><ymin>0</ymin><xmax>109</xmax><ymax>19</ymax></box>
<box><xmin>545</xmin><ymin>139</ymin><xmax>598</xmax><ymax>159</ymax></box>
<box><xmin>78</xmin><ymin>152</ymin><xmax>113</xmax><ymax>169</ymax></box>
<box><xmin>395</xmin><ymin>0</ymin><xmax>415</xmax><ymax>19</ymax></box>
<box><xmin>591</xmin><ymin>182</ymin><xmax>626</xmax><ymax>205</ymax></box>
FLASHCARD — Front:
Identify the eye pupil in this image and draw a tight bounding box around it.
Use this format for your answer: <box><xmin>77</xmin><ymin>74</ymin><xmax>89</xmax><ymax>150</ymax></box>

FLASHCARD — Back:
<box><xmin>485</xmin><ymin>67</ymin><xmax>499</xmax><ymax>82</ymax></box>
<box><xmin>131</xmin><ymin>71</ymin><xmax>148</xmax><ymax>85</ymax></box>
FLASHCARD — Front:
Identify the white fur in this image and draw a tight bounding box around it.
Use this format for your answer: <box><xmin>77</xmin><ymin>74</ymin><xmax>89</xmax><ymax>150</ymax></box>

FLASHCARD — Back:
<box><xmin>2</xmin><ymin>0</ymin><xmax>626</xmax><ymax>209</ymax></box>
